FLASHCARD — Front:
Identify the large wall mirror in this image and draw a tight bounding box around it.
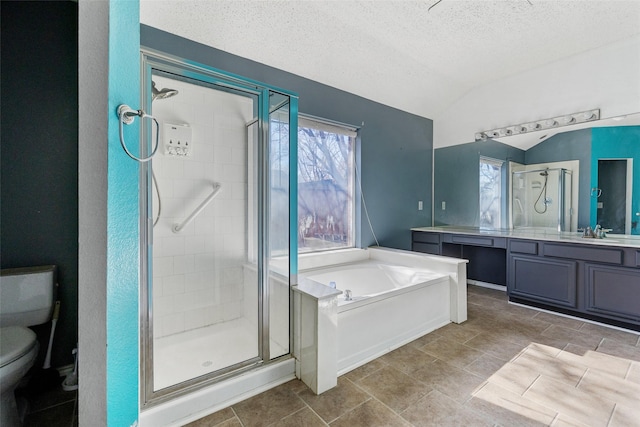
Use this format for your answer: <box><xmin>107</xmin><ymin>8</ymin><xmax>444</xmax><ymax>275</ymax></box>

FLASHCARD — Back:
<box><xmin>434</xmin><ymin>113</ymin><xmax>640</xmax><ymax>235</ymax></box>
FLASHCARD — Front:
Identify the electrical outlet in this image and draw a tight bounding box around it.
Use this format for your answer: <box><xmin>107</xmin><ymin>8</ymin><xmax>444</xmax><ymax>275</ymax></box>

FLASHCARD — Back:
<box><xmin>441</xmin><ymin>201</ymin><xmax>446</xmax><ymax>210</ymax></box>
<box><xmin>418</xmin><ymin>201</ymin><xmax>423</xmax><ymax>211</ymax></box>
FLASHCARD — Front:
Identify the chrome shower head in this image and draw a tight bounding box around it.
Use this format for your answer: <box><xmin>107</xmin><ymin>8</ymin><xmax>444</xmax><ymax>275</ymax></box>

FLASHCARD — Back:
<box><xmin>152</xmin><ymin>81</ymin><xmax>179</xmax><ymax>101</ymax></box>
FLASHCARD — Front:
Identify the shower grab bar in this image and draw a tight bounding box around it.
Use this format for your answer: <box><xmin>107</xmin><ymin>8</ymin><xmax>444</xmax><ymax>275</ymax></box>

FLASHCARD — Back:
<box><xmin>172</xmin><ymin>183</ymin><xmax>222</xmax><ymax>233</ymax></box>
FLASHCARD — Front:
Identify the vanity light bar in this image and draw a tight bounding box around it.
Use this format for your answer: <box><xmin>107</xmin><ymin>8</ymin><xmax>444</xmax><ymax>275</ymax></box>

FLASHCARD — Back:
<box><xmin>475</xmin><ymin>108</ymin><xmax>600</xmax><ymax>141</ymax></box>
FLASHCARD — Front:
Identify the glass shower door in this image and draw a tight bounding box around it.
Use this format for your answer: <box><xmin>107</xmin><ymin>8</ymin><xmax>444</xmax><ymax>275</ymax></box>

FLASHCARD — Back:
<box><xmin>266</xmin><ymin>92</ymin><xmax>291</xmax><ymax>360</ymax></box>
<box><xmin>140</xmin><ymin>52</ymin><xmax>297</xmax><ymax>407</ymax></box>
<box><xmin>148</xmin><ymin>73</ymin><xmax>262</xmax><ymax>392</ymax></box>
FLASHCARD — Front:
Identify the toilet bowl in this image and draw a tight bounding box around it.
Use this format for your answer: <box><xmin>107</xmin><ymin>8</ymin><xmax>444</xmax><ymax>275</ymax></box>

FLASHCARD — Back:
<box><xmin>0</xmin><ymin>265</ymin><xmax>56</xmax><ymax>427</ymax></box>
<box><xmin>0</xmin><ymin>327</ymin><xmax>39</xmax><ymax>426</ymax></box>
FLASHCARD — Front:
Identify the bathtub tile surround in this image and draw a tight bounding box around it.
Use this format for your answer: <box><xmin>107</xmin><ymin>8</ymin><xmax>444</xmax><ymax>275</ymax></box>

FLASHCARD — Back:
<box><xmin>293</xmin><ymin>247</ymin><xmax>467</xmax><ymax>395</ymax></box>
<box><xmin>184</xmin><ymin>285</ymin><xmax>640</xmax><ymax>427</ymax></box>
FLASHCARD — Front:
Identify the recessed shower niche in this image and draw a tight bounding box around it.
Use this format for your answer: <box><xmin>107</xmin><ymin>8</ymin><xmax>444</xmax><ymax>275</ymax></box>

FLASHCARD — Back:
<box><xmin>139</xmin><ymin>51</ymin><xmax>297</xmax><ymax>406</ymax></box>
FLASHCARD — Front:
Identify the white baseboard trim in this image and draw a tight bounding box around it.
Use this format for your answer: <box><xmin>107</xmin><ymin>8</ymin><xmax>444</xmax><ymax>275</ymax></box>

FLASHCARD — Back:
<box><xmin>509</xmin><ymin>301</ymin><xmax>640</xmax><ymax>335</ymax></box>
<box><xmin>467</xmin><ymin>279</ymin><xmax>506</xmax><ymax>292</ymax></box>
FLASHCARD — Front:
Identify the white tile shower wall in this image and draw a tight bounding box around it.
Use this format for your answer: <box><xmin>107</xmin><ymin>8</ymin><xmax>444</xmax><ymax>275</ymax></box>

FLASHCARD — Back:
<box><xmin>151</xmin><ymin>76</ymin><xmax>253</xmax><ymax>338</ymax></box>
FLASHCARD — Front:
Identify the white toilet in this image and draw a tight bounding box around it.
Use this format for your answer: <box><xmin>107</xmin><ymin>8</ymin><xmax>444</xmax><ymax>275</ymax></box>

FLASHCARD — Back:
<box><xmin>0</xmin><ymin>265</ymin><xmax>56</xmax><ymax>427</ymax></box>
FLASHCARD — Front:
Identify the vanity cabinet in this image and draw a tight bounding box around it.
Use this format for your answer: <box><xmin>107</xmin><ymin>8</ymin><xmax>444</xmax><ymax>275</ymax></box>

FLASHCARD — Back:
<box><xmin>584</xmin><ymin>263</ymin><xmax>640</xmax><ymax>322</ymax></box>
<box><xmin>507</xmin><ymin>240</ymin><xmax>640</xmax><ymax>328</ymax></box>
<box><xmin>412</xmin><ymin>228</ymin><xmax>640</xmax><ymax>330</ymax></box>
<box><xmin>412</xmin><ymin>231</ymin><xmax>507</xmax><ymax>285</ymax></box>
<box><xmin>508</xmin><ymin>254</ymin><xmax>577</xmax><ymax>308</ymax></box>
<box><xmin>411</xmin><ymin>231</ymin><xmax>440</xmax><ymax>255</ymax></box>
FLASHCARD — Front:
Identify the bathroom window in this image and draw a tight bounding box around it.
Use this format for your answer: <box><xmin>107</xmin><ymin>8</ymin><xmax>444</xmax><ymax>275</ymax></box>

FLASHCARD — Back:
<box><xmin>298</xmin><ymin>116</ymin><xmax>356</xmax><ymax>252</ymax></box>
<box><xmin>479</xmin><ymin>156</ymin><xmax>503</xmax><ymax>229</ymax></box>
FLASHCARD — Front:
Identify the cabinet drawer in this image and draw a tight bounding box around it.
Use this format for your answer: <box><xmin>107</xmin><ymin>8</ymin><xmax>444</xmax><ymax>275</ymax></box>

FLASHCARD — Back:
<box><xmin>449</xmin><ymin>235</ymin><xmax>498</xmax><ymax>247</ymax></box>
<box><xmin>542</xmin><ymin>243</ymin><xmax>623</xmax><ymax>265</ymax></box>
<box><xmin>509</xmin><ymin>255</ymin><xmax>577</xmax><ymax>308</ymax></box>
<box><xmin>510</xmin><ymin>240</ymin><xmax>538</xmax><ymax>255</ymax></box>
<box><xmin>412</xmin><ymin>242</ymin><xmax>440</xmax><ymax>255</ymax></box>
<box><xmin>585</xmin><ymin>263</ymin><xmax>640</xmax><ymax>321</ymax></box>
<box><xmin>412</xmin><ymin>231</ymin><xmax>440</xmax><ymax>244</ymax></box>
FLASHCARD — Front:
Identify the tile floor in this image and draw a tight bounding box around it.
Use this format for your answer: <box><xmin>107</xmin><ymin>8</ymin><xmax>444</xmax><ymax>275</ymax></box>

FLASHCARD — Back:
<box><xmin>185</xmin><ymin>285</ymin><xmax>640</xmax><ymax>427</ymax></box>
<box><xmin>19</xmin><ymin>285</ymin><xmax>640</xmax><ymax>426</ymax></box>
<box><xmin>19</xmin><ymin>384</ymin><xmax>78</xmax><ymax>427</ymax></box>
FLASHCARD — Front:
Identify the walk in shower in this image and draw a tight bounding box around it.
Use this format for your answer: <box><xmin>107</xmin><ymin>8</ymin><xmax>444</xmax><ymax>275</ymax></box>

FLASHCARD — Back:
<box><xmin>139</xmin><ymin>51</ymin><xmax>297</xmax><ymax>406</ymax></box>
<box><xmin>511</xmin><ymin>167</ymin><xmax>573</xmax><ymax>232</ymax></box>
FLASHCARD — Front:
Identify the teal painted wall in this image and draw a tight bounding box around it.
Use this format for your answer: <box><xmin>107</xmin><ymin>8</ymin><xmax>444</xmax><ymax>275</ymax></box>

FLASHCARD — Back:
<box><xmin>107</xmin><ymin>1</ymin><xmax>140</xmax><ymax>425</ymax></box>
<box><xmin>434</xmin><ymin>139</ymin><xmax>525</xmax><ymax>227</ymax></box>
<box><xmin>591</xmin><ymin>126</ymin><xmax>640</xmax><ymax>234</ymax></box>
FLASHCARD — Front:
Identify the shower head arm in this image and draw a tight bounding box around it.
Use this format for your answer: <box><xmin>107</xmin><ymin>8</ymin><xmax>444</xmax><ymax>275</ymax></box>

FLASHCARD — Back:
<box><xmin>152</xmin><ymin>80</ymin><xmax>179</xmax><ymax>100</ymax></box>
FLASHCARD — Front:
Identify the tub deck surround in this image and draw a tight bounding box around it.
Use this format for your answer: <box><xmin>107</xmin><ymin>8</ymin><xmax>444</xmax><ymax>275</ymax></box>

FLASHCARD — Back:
<box><xmin>412</xmin><ymin>226</ymin><xmax>640</xmax><ymax>331</ymax></box>
<box><xmin>367</xmin><ymin>246</ymin><xmax>468</xmax><ymax>324</ymax></box>
<box><xmin>292</xmin><ymin>277</ymin><xmax>342</xmax><ymax>395</ymax></box>
<box><xmin>293</xmin><ymin>247</ymin><xmax>468</xmax><ymax>395</ymax></box>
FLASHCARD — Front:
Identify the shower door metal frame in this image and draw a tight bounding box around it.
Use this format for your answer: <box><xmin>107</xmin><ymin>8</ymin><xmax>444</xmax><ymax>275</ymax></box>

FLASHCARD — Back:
<box><xmin>138</xmin><ymin>49</ymin><xmax>298</xmax><ymax>408</ymax></box>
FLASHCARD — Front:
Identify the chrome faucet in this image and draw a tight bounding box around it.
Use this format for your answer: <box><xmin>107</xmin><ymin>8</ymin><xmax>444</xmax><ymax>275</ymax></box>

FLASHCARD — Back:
<box><xmin>594</xmin><ymin>225</ymin><xmax>612</xmax><ymax>238</ymax></box>
<box><xmin>582</xmin><ymin>224</ymin><xmax>611</xmax><ymax>238</ymax></box>
<box><xmin>582</xmin><ymin>226</ymin><xmax>595</xmax><ymax>238</ymax></box>
<box><xmin>344</xmin><ymin>289</ymin><xmax>352</xmax><ymax>301</ymax></box>
<box><xmin>594</xmin><ymin>224</ymin><xmax>602</xmax><ymax>237</ymax></box>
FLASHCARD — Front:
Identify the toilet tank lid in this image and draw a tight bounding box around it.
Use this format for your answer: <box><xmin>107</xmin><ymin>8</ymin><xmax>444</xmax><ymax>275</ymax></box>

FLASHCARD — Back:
<box><xmin>0</xmin><ymin>265</ymin><xmax>57</xmax><ymax>327</ymax></box>
<box><xmin>0</xmin><ymin>326</ymin><xmax>37</xmax><ymax>367</ymax></box>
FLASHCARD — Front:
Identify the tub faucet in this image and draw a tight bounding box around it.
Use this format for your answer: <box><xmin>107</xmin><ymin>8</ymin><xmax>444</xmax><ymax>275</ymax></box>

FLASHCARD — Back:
<box><xmin>344</xmin><ymin>289</ymin><xmax>352</xmax><ymax>301</ymax></box>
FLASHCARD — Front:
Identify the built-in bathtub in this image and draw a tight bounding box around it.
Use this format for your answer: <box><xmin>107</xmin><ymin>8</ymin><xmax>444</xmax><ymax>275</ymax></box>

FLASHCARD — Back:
<box><xmin>304</xmin><ymin>260</ymin><xmax>450</xmax><ymax>373</ymax></box>
<box><xmin>293</xmin><ymin>246</ymin><xmax>467</xmax><ymax>394</ymax></box>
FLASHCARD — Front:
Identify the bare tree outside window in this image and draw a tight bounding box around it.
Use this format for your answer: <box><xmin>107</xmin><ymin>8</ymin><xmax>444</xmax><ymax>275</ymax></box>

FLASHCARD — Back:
<box><xmin>297</xmin><ymin>120</ymin><xmax>355</xmax><ymax>252</ymax></box>
<box><xmin>480</xmin><ymin>157</ymin><xmax>503</xmax><ymax>229</ymax></box>
<box><xmin>267</xmin><ymin>116</ymin><xmax>356</xmax><ymax>253</ymax></box>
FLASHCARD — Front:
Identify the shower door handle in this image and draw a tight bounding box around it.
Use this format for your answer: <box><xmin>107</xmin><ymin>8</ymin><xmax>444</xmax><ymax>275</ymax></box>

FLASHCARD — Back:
<box><xmin>148</xmin><ymin>217</ymin><xmax>153</xmax><ymax>246</ymax></box>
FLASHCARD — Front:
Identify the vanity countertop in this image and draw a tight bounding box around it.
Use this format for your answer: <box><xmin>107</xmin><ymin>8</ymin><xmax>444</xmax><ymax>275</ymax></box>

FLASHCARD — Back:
<box><xmin>411</xmin><ymin>226</ymin><xmax>640</xmax><ymax>249</ymax></box>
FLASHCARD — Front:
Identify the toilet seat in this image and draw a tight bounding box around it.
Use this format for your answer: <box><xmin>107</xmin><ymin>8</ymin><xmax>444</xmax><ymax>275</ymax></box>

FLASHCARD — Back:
<box><xmin>0</xmin><ymin>326</ymin><xmax>37</xmax><ymax>368</ymax></box>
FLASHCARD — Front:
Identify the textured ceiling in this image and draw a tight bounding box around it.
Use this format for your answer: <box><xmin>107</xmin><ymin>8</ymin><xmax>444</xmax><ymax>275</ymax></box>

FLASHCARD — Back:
<box><xmin>140</xmin><ymin>0</ymin><xmax>640</xmax><ymax>122</ymax></box>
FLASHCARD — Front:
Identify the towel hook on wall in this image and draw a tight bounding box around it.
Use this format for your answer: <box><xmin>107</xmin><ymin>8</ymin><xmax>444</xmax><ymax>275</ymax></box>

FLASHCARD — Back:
<box><xmin>117</xmin><ymin>104</ymin><xmax>160</xmax><ymax>163</ymax></box>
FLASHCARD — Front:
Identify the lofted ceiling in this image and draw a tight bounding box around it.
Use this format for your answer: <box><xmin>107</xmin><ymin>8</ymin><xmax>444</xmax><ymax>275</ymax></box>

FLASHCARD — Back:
<box><xmin>140</xmin><ymin>0</ymin><xmax>640</xmax><ymax>147</ymax></box>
